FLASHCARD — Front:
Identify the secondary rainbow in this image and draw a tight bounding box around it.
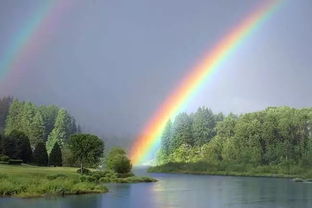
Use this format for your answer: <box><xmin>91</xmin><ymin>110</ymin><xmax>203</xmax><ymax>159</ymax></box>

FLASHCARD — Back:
<box><xmin>130</xmin><ymin>0</ymin><xmax>283</xmax><ymax>165</ymax></box>
<box><xmin>0</xmin><ymin>1</ymin><xmax>70</xmax><ymax>92</ymax></box>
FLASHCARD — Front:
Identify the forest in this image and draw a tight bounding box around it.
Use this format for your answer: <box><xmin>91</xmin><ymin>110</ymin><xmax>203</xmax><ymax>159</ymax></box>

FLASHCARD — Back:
<box><xmin>0</xmin><ymin>96</ymin><xmax>155</xmax><ymax>198</ymax></box>
<box><xmin>153</xmin><ymin>106</ymin><xmax>312</xmax><ymax>177</ymax></box>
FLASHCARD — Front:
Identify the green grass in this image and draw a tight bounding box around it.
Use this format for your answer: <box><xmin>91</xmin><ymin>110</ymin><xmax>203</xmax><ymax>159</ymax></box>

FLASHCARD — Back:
<box><xmin>0</xmin><ymin>164</ymin><xmax>108</xmax><ymax>198</ymax></box>
<box><xmin>148</xmin><ymin>161</ymin><xmax>312</xmax><ymax>180</ymax></box>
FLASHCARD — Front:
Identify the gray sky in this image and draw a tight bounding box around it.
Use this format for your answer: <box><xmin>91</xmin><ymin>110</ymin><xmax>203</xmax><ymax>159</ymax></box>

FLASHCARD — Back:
<box><xmin>0</xmin><ymin>0</ymin><xmax>311</xmax><ymax>147</ymax></box>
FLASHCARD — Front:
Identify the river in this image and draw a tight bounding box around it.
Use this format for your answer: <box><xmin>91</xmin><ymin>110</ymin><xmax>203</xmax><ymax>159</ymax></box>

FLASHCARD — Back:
<box><xmin>1</xmin><ymin>169</ymin><xmax>312</xmax><ymax>208</ymax></box>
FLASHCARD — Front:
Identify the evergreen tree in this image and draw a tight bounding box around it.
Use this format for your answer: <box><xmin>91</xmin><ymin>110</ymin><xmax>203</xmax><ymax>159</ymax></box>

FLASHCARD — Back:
<box><xmin>46</xmin><ymin>109</ymin><xmax>72</xmax><ymax>153</ymax></box>
<box><xmin>2</xmin><ymin>136</ymin><xmax>16</xmax><ymax>159</ymax></box>
<box><xmin>192</xmin><ymin>107</ymin><xmax>217</xmax><ymax>146</ymax></box>
<box><xmin>0</xmin><ymin>96</ymin><xmax>13</xmax><ymax>132</ymax></box>
<box><xmin>39</xmin><ymin>105</ymin><xmax>59</xmax><ymax>140</ymax></box>
<box><xmin>4</xmin><ymin>100</ymin><xmax>23</xmax><ymax>135</ymax></box>
<box><xmin>9</xmin><ymin>130</ymin><xmax>32</xmax><ymax>163</ymax></box>
<box><xmin>33</xmin><ymin>142</ymin><xmax>48</xmax><ymax>166</ymax></box>
<box><xmin>49</xmin><ymin>142</ymin><xmax>62</xmax><ymax>166</ymax></box>
<box><xmin>28</xmin><ymin>111</ymin><xmax>45</xmax><ymax>148</ymax></box>
<box><xmin>171</xmin><ymin>112</ymin><xmax>194</xmax><ymax>150</ymax></box>
<box><xmin>160</xmin><ymin>120</ymin><xmax>173</xmax><ymax>156</ymax></box>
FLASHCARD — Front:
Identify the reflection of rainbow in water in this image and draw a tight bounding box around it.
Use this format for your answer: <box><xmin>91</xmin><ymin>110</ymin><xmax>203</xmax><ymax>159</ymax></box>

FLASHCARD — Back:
<box><xmin>130</xmin><ymin>0</ymin><xmax>283</xmax><ymax>165</ymax></box>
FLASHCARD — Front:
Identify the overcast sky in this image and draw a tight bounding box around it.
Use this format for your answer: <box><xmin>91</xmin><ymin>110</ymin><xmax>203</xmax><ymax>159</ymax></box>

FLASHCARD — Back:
<box><xmin>0</xmin><ymin>0</ymin><xmax>311</xmax><ymax>147</ymax></box>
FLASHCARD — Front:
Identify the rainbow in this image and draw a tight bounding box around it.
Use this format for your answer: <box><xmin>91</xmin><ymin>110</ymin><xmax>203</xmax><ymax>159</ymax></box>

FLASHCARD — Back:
<box><xmin>130</xmin><ymin>0</ymin><xmax>283</xmax><ymax>165</ymax></box>
<box><xmin>0</xmin><ymin>1</ymin><xmax>70</xmax><ymax>92</ymax></box>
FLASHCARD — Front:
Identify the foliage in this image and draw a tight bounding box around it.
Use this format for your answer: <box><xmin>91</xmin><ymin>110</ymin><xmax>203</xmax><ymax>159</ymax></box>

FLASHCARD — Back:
<box><xmin>69</xmin><ymin>134</ymin><xmax>104</xmax><ymax>173</ymax></box>
<box><xmin>8</xmin><ymin>130</ymin><xmax>32</xmax><ymax>163</ymax></box>
<box><xmin>156</xmin><ymin>106</ymin><xmax>312</xmax><ymax>174</ymax></box>
<box><xmin>0</xmin><ymin>164</ymin><xmax>107</xmax><ymax>197</ymax></box>
<box><xmin>46</xmin><ymin>109</ymin><xmax>74</xmax><ymax>153</ymax></box>
<box><xmin>49</xmin><ymin>142</ymin><xmax>62</xmax><ymax>167</ymax></box>
<box><xmin>106</xmin><ymin>147</ymin><xmax>132</xmax><ymax>174</ymax></box>
<box><xmin>4</xmin><ymin>98</ymin><xmax>79</xmax><ymax>148</ymax></box>
<box><xmin>0</xmin><ymin>96</ymin><xmax>13</xmax><ymax>132</ymax></box>
<box><xmin>33</xmin><ymin>142</ymin><xmax>48</xmax><ymax>166</ymax></box>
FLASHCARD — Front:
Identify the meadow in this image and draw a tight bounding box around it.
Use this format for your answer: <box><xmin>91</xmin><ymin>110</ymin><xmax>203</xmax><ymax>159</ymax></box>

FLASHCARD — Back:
<box><xmin>0</xmin><ymin>164</ymin><xmax>107</xmax><ymax>198</ymax></box>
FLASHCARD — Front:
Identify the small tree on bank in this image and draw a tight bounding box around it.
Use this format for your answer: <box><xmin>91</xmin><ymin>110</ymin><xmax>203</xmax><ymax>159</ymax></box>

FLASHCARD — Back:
<box><xmin>69</xmin><ymin>134</ymin><xmax>104</xmax><ymax>174</ymax></box>
<box><xmin>33</xmin><ymin>142</ymin><xmax>48</xmax><ymax>166</ymax></box>
<box><xmin>49</xmin><ymin>142</ymin><xmax>62</xmax><ymax>167</ymax></box>
<box><xmin>106</xmin><ymin>147</ymin><xmax>132</xmax><ymax>174</ymax></box>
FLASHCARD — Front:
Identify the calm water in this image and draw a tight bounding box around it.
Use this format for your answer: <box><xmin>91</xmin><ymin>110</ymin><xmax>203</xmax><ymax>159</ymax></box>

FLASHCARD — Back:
<box><xmin>1</xmin><ymin>169</ymin><xmax>312</xmax><ymax>208</ymax></box>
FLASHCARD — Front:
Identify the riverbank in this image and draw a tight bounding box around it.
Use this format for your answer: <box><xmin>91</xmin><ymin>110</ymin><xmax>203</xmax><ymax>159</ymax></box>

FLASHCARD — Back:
<box><xmin>0</xmin><ymin>164</ymin><xmax>156</xmax><ymax>198</ymax></box>
<box><xmin>0</xmin><ymin>164</ymin><xmax>108</xmax><ymax>198</ymax></box>
<box><xmin>148</xmin><ymin>161</ymin><xmax>312</xmax><ymax>179</ymax></box>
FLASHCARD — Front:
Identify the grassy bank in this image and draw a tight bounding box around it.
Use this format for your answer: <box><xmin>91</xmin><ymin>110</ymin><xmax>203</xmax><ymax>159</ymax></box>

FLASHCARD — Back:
<box><xmin>148</xmin><ymin>161</ymin><xmax>312</xmax><ymax>179</ymax></box>
<box><xmin>0</xmin><ymin>164</ymin><xmax>157</xmax><ymax>198</ymax></box>
<box><xmin>0</xmin><ymin>164</ymin><xmax>107</xmax><ymax>198</ymax></box>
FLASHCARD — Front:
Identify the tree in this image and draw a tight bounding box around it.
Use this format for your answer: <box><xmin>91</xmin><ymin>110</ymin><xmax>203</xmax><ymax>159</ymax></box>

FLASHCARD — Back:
<box><xmin>161</xmin><ymin>120</ymin><xmax>173</xmax><ymax>155</ymax></box>
<box><xmin>106</xmin><ymin>147</ymin><xmax>132</xmax><ymax>174</ymax></box>
<box><xmin>33</xmin><ymin>142</ymin><xmax>48</xmax><ymax>166</ymax></box>
<box><xmin>38</xmin><ymin>105</ymin><xmax>59</xmax><ymax>140</ymax></box>
<box><xmin>2</xmin><ymin>136</ymin><xmax>16</xmax><ymax>159</ymax></box>
<box><xmin>4</xmin><ymin>100</ymin><xmax>24</xmax><ymax>135</ymax></box>
<box><xmin>28</xmin><ymin>111</ymin><xmax>45</xmax><ymax>148</ymax></box>
<box><xmin>9</xmin><ymin>130</ymin><xmax>32</xmax><ymax>163</ymax></box>
<box><xmin>46</xmin><ymin>109</ymin><xmax>72</xmax><ymax>153</ymax></box>
<box><xmin>171</xmin><ymin>112</ymin><xmax>194</xmax><ymax>150</ymax></box>
<box><xmin>49</xmin><ymin>142</ymin><xmax>62</xmax><ymax>166</ymax></box>
<box><xmin>0</xmin><ymin>96</ymin><xmax>13</xmax><ymax>132</ymax></box>
<box><xmin>192</xmin><ymin>107</ymin><xmax>217</xmax><ymax>146</ymax></box>
<box><xmin>69</xmin><ymin>134</ymin><xmax>104</xmax><ymax>173</ymax></box>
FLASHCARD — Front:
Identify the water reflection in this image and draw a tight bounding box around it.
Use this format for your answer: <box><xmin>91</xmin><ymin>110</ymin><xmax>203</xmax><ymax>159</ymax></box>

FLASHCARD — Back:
<box><xmin>1</xmin><ymin>173</ymin><xmax>312</xmax><ymax>208</ymax></box>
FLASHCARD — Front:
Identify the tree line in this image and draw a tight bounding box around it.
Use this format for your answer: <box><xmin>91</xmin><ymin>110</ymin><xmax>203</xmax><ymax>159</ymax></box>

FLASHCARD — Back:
<box><xmin>0</xmin><ymin>97</ymin><xmax>81</xmax><ymax>166</ymax></box>
<box><xmin>158</xmin><ymin>106</ymin><xmax>312</xmax><ymax>167</ymax></box>
<box><xmin>0</xmin><ymin>96</ymin><xmax>132</xmax><ymax>173</ymax></box>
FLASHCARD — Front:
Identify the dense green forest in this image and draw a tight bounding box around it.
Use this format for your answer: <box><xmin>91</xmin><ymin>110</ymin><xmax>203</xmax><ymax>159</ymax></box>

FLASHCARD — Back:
<box><xmin>153</xmin><ymin>106</ymin><xmax>312</xmax><ymax>177</ymax></box>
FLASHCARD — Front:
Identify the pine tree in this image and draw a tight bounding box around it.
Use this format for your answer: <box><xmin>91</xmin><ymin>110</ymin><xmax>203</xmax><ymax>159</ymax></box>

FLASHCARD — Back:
<box><xmin>161</xmin><ymin>120</ymin><xmax>173</xmax><ymax>155</ymax></box>
<box><xmin>2</xmin><ymin>136</ymin><xmax>16</xmax><ymax>159</ymax></box>
<box><xmin>39</xmin><ymin>105</ymin><xmax>59</xmax><ymax>140</ymax></box>
<box><xmin>171</xmin><ymin>112</ymin><xmax>194</xmax><ymax>150</ymax></box>
<box><xmin>28</xmin><ymin>111</ymin><xmax>45</xmax><ymax>148</ymax></box>
<box><xmin>10</xmin><ymin>130</ymin><xmax>32</xmax><ymax>163</ymax></box>
<box><xmin>4</xmin><ymin>100</ymin><xmax>23</xmax><ymax>135</ymax></box>
<box><xmin>33</xmin><ymin>142</ymin><xmax>48</xmax><ymax>166</ymax></box>
<box><xmin>49</xmin><ymin>142</ymin><xmax>62</xmax><ymax>166</ymax></box>
<box><xmin>0</xmin><ymin>96</ymin><xmax>13</xmax><ymax>132</ymax></box>
<box><xmin>46</xmin><ymin>109</ymin><xmax>72</xmax><ymax>153</ymax></box>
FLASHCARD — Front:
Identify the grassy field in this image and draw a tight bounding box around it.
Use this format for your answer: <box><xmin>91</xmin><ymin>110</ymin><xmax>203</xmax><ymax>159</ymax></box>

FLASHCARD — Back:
<box><xmin>0</xmin><ymin>164</ymin><xmax>157</xmax><ymax>198</ymax></box>
<box><xmin>0</xmin><ymin>164</ymin><xmax>107</xmax><ymax>198</ymax></box>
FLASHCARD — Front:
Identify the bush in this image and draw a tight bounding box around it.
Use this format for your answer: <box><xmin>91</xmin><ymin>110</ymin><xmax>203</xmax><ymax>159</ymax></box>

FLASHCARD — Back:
<box><xmin>76</xmin><ymin>167</ymin><xmax>91</xmax><ymax>175</ymax></box>
<box><xmin>0</xmin><ymin>154</ymin><xmax>10</xmax><ymax>162</ymax></box>
<box><xmin>117</xmin><ymin>172</ymin><xmax>135</xmax><ymax>178</ymax></box>
<box><xmin>79</xmin><ymin>175</ymin><xmax>97</xmax><ymax>182</ymax></box>
<box><xmin>46</xmin><ymin>174</ymin><xmax>67</xmax><ymax>180</ymax></box>
<box><xmin>106</xmin><ymin>147</ymin><xmax>132</xmax><ymax>174</ymax></box>
<box><xmin>99</xmin><ymin>177</ymin><xmax>111</xmax><ymax>183</ymax></box>
<box><xmin>8</xmin><ymin>159</ymin><xmax>23</xmax><ymax>165</ymax></box>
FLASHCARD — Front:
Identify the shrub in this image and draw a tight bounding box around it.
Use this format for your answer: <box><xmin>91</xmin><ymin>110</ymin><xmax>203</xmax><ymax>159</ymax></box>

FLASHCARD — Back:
<box><xmin>8</xmin><ymin>159</ymin><xmax>23</xmax><ymax>165</ymax></box>
<box><xmin>106</xmin><ymin>147</ymin><xmax>132</xmax><ymax>174</ymax></box>
<box><xmin>76</xmin><ymin>168</ymin><xmax>91</xmax><ymax>175</ymax></box>
<box><xmin>0</xmin><ymin>154</ymin><xmax>10</xmax><ymax>162</ymax></box>
<box><xmin>117</xmin><ymin>172</ymin><xmax>135</xmax><ymax>178</ymax></box>
<box><xmin>46</xmin><ymin>174</ymin><xmax>67</xmax><ymax>180</ymax></box>
<box><xmin>99</xmin><ymin>177</ymin><xmax>111</xmax><ymax>183</ymax></box>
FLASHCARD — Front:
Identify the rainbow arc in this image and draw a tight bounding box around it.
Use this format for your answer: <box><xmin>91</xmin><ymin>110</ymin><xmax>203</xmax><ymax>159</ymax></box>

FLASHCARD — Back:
<box><xmin>130</xmin><ymin>0</ymin><xmax>283</xmax><ymax>165</ymax></box>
